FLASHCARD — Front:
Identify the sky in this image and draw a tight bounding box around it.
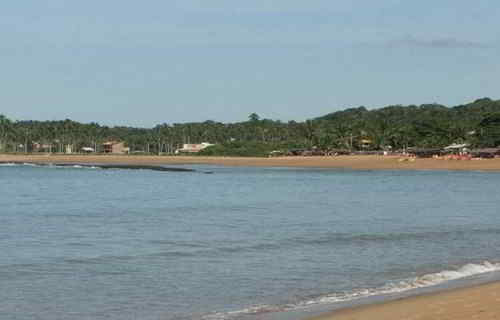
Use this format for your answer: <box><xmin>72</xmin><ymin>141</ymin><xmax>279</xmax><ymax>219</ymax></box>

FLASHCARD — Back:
<box><xmin>1</xmin><ymin>0</ymin><xmax>499</xmax><ymax>127</ymax></box>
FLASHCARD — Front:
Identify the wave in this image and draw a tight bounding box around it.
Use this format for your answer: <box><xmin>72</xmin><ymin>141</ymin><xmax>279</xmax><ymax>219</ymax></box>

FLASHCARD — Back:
<box><xmin>0</xmin><ymin>162</ymin><xmax>195</xmax><ymax>172</ymax></box>
<box><xmin>0</xmin><ymin>162</ymin><xmax>42</xmax><ymax>167</ymax></box>
<box><xmin>0</xmin><ymin>162</ymin><xmax>100</xmax><ymax>169</ymax></box>
<box><xmin>203</xmin><ymin>261</ymin><xmax>500</xmax><ymax>320</ymax></box>
<box><xmin>49</xmin><ymin>164</ymin><xmax>100</xmax><ymax>169</ymax></box>
<box><xmin>290</xmin><ymin>228</ymin><xmax>500</xmax><ymax>246</ymax></box>
<box><xmin>181</xmin><ymin>228</ymin><xmax>500</xmax><ymax>258</ymax></box>
<box><xmin>46</xmin><ymin>164</ymin><xmax>100</xmax><ymax>169</ymax></box>
<box><xmin>0</xmin><ymin>162</ymin><xmax>17</xmax><ymax>166</ymax></box>
<box><xmin>131</xmin><ymin>228</ymin><xmax>500</xmax><ymax>261</ymax></box>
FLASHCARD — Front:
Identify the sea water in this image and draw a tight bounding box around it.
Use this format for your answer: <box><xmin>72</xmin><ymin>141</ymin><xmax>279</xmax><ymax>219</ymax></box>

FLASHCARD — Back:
<box><xmin>1</xmin><ymin>164</ymin><xmax>500</xmax><ymax>320</ymax></box>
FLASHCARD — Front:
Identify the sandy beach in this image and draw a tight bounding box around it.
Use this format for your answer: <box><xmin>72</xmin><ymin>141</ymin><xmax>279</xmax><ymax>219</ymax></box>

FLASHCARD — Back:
<box><xmin>308</xmin><ymin>281</ymin><xmax>500</xmax><ymax>320</ymax></box>
<box><xmin>2</xmin><ymin>154</ymin><xmax>500</xmax><ymax>171</ymax></box>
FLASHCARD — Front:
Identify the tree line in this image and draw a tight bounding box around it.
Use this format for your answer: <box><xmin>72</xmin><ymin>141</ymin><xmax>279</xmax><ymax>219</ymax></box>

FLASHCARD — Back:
<box><xmin>1</xmin><ymin>97</ymin><xmax>500</xmax><ymax>156</ymax></box>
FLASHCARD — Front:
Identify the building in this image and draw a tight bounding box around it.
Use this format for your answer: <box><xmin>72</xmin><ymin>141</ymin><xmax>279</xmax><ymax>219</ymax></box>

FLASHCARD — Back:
<box><xmin>32</xmin><ymin>142</ymin><xmax>53</xmax><ymax>152</ymax></box>
<box><xmin>102</xmin><ymin>141</ymin><xmax>128</xmax><ymax>154</ymax></box>
<box><xmin>176</xmin><ymin>142</ymin><xmax>214</xmax><ymax>154</ymax></box>
<box><xmin>81</xmin><ymin>147</ymin><xmax>95</xmax><ymax>153</ymax></box>
<box><xmin>470</xmin><ymin>148</ymin><xmax>500</xmax><ymax>158</ymax></box>
<box><xmin>360</xmin><ymin>139</ymin><xmax>373</xmax><ymax>149</ymax></box>
<box><xmin>444</xmin><ymin>143</ymin><xmax>469</xmax><ymax>155</ymax></box>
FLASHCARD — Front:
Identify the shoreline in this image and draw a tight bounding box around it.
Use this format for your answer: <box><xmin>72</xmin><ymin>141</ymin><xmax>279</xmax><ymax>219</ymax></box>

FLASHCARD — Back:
<box><xmin>3</xmin><ymin>154</ymin><xmax>500</xmax><ymax>171</ymax></box>
<box><xmin>306</xmin><ymin>280</ymin><xmax>500</xmax><ymax>320</ymax></box>
<box><xmin>261</xmin><ymin>259</ymin><xmax>500</xmax><ymax>320</ymax></box>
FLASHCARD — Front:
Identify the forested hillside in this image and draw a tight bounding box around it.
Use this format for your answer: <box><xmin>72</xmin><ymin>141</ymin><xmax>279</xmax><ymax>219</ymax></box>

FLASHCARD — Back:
<box><xmin>1</xmin><ymin>98</ymin><xmax>500</xmax><ymax>156</ymax></box>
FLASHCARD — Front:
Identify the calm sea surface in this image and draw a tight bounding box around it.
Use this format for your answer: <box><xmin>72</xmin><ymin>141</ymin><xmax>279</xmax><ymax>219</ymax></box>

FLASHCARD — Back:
<box><xmin>2</xmin><ymin>164</ymin><xmax>500</xmax><ymax>320</ymax></box>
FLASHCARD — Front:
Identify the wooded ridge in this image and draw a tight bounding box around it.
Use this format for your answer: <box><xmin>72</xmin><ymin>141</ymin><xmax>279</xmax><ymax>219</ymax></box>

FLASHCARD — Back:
<box><xmin>1</xmin><ymin>97</ymin><xmax>500</xmax><ymax>156</ymax></box>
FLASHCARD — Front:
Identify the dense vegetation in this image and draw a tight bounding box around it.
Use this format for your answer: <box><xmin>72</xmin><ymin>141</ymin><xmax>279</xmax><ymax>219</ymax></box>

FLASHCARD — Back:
<box><xmin>1</xmin><ymin>98</ymin><xmax>500</xmax><ymax>156</ymax></box>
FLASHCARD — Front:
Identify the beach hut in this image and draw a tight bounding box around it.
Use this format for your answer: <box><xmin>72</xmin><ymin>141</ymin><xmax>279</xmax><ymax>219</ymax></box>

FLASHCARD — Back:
<box><xmin>102</xmin><ymin>141</ymin><xmax>127</xmax><ymax>154</ymax></box>
<box><xmin>407</xmin><ymin>148</ymin><xmax>443</xmax><ymax>158</ymax></box>
<box><xmin>81</xmin><ymin>147</ymin><xmax>95</xmax><ymax>153</ymax></box>
<box><xmin>175</xmin><ymin>142</ymin><xmax>214</xmax><ymax>154</ymax></box>
<box><xmin>470</xmin><ymin>148</ymin><xmax>500</xmax><ymax>159</ymax></box>
<box><xmin>444</xmin><ymin>143</ymin><xmax>470</xmax><ymax>155</ymax></box>
<box><xmin>286</xmin><ymin>148</ymin><xmax>306</xmax><ymax>156</ymax></box>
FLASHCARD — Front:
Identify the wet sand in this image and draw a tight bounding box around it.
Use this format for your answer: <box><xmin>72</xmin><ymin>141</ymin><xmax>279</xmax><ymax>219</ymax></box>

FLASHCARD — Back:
<box><xmin>308</xmin><ymin>281</ymin><xmax>500</xmax><ymax>320</ymax></box>
<box><xmin>2</xmin><ymin>154</ymin><xmax>500</xmax><ymax>171</ymax></box>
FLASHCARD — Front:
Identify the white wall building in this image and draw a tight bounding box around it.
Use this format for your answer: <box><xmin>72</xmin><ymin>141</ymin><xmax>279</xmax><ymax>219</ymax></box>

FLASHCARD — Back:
<box><xmin>176</xmin><ymin>142</ymin><xmax>214</xmax><ymax>154</ymax></box>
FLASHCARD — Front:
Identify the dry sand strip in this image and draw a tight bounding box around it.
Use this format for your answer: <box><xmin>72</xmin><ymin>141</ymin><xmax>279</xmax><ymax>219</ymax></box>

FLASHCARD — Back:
<box><xmin>307</xmin><ymin>281</ymin><xmax>500</xmax><ymax>320</ymax></box>
<box><xmin>2</xmin><ymin>154</ymin><xmax>500</xmax><ymax>171</ymax></box>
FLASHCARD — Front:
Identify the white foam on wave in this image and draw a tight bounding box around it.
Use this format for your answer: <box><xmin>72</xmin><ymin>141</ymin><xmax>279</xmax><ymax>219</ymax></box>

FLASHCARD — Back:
<box><xmin>0</xmin><ymin>162</ymin><xmax>41</xmax><ymax>167</ymax></box>
<box><xmin>51</xmin><ymin>165</ymin><xmax>101</xmax><ymax>170</ymax></box>
<box><xmin>0</xmin><ymin>162</ymin><xmax>17</xmax><ymax>166</ymax></box>
<box><xmin>310</xmin><ymin>261</ymin><xmax>500</xmax><ymax>305</ymax></box>
<box><xmin>72</xmin><ymin>165</ymin><xmax>100</xmax><ymax>169</ymax></box>
<box><xmin>203</xmin><ymin>261</ymin><xmax>500</xmax><ymax>320</ymax></box>
<box><xmin>2</xmin><ymin>162</ymin><xmax>100</xmax><ymax>169</ymax></box>
<box><xmin>23</xmin><ymin>162</ymin><xmax>39</xmax><ymax>166</ymax></box>
<box><xmin>0</xmin><ymin>162</ymin><xmax>40</xmax><ymax>167</ymax></box>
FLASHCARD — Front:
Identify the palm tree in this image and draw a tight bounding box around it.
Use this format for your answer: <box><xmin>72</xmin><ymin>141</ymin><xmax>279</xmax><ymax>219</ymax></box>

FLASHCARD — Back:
<box><xmin>0</xmin><ymin>115</ymin><xmax>13</xmax><ymax>152</ymax></box>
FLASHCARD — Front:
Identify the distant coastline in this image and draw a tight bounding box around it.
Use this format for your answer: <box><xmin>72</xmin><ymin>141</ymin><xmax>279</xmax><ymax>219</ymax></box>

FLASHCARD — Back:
<box><xmin>2</xmin><ymin>98</ymin><xmax>500</xmax><ymax>158</ymax></box>
<box><xmin>3</xmin><ymin>154</ymin><xmax>500</xmax><ymax>171</ymax></box>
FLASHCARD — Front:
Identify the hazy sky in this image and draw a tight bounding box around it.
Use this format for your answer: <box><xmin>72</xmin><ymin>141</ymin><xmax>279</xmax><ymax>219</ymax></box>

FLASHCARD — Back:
<box><xmin>2</xmin><ymin>1</ymin><xmax>499</xmax><ymax>127</ymax></box>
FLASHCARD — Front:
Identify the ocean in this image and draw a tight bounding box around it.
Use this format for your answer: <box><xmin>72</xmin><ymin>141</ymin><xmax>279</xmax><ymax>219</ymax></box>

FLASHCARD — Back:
<box><xmin>2</xmin><ymin>163</ymin><xmax>500</xmax><ymax>320</ymax></box>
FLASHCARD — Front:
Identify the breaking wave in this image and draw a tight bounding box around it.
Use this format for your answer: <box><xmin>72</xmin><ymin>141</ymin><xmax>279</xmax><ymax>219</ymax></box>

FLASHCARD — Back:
<box><xmin>0</xmin><ymin>162</ymin><xmax>17</xmax><ymax>166</ymax></box>
<box><xmin>203</xmin><ymin>261</ymin><xmax>500</xmax><ymax>320</ymax></box>
<box><xmin>0</xmin><ymin>162</ymin><xmax>99</xmax><ymax>169</ymax></box>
